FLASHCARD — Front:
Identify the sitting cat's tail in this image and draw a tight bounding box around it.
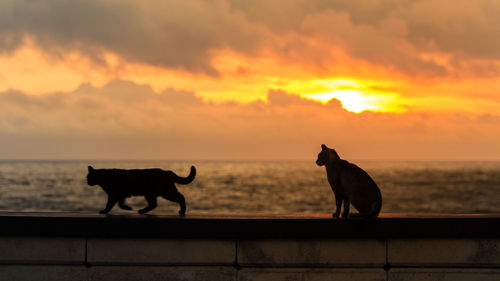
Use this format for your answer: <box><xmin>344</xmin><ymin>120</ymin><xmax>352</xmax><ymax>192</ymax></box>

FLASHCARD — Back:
<box><xmin>170</xmin><ymin>166</ymin><xmax>196</xmax><ymax>184</ymax></box>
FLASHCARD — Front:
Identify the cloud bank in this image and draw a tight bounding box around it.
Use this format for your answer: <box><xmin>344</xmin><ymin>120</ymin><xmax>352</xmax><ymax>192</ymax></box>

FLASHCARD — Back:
<box><xmin>2</xmin><ymin>0</ymin><xmax>500</xmax><ymax>78</ymax></box>
<box><xmin>1</xmin><ymin>79</ymin><xmax>499</xmax><ymax>160</ymax></box>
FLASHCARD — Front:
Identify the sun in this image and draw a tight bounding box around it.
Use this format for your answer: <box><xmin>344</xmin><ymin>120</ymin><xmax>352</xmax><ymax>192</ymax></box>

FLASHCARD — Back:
<box><xmin>301</xmin><ymin>79</ymin><xmax>405</xmax><ymax>113</ymax></box>
<box><xmin>305</xmin><ymin>90</ymin><xmax>379</xmax><ymax>113</ymax></box>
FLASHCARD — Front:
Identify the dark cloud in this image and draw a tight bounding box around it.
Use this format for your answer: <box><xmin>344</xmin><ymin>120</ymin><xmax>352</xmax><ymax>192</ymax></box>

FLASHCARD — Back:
<box><xmin>2</xmin><ymin>0</ymin><xmax>500</xmax><ymax>78</ymax></box>
<box><xmin>267</xmin><ymin>89</ymin><xmax>317</xmax><ymax>106</ymax></box>
<box><xmin>231</xmin><ymin>0</ymin><xmax>500</xmax><ymax>76</ymax></box>
<box><xmin>74</xmin><ymin>79</ymin><xmax>157</xmax><ymax>102</ymax></box>
<box><xmin>159</xmin><ymin>88</ymin><xmax>203</xmax><ymax>106</ymax></box>
<box><xmin>74</xmin><ymin>79</ymin><xmax>201</xmax><ymax>106</ymax></box>
<box><xmin>266</xmin><ymin>89</ymin><xmax>343</xmax><ymax>112</ymax></box>
<box><xmin>0</xmin><ymin>90</ymin><xmax>67</xmax><ymax>109</ymax></box>
<box><xmin>300</xmin><ymin>9</ymin><xmax>448</xmax><ymax>76</ymax></box>
<box><xmin>0</xmin><ymin>0</ymin><xmax>269</xmax><ymax>75</ymax></box>
<box><xmin>402</xmin><ymin>0</ymin><xmax>500</xmax><ymax>59</ymax></box>
<box><xmin>231</xmin><ymin>0</ymin><xmax>500</xmax><ymax>57</ymax></box>
<box><xmin>229</xmin><ymin>0</ymin><xmax>407</xmax><ymax>33</ymax></box>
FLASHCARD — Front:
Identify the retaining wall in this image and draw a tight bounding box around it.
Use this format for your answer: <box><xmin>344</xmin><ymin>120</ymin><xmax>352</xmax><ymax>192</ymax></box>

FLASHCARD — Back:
<box><xmin>0</xmin><ymin>213</ymin><xmax>499</xmax><ymax>281</ymax></box>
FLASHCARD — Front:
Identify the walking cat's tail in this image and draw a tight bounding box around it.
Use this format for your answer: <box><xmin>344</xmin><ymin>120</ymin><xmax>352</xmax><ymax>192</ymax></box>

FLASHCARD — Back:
<box><xmin>170</xmin><ymin>166</ymin><xmax>196</xmax><ymax>184</ymax></box>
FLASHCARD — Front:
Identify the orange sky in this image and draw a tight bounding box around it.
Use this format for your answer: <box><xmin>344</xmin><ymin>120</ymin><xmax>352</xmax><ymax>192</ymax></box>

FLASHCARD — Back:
<box><xmin>1</xmin><ymin>0</ymin><xmax>500</xmax><ymax>160</ymax></box>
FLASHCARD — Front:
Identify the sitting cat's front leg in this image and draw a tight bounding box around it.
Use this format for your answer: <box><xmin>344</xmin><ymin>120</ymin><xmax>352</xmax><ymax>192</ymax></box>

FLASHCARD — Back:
<box><xmin>332</xmin><ymin>194</ymin><xmax>342</xmax><ymax>218</ymax></box>
<box><xmin>100</xmin><ymin>196</ymin><xmax>118</xmax><ymax>214</ymax></box>
<box><xmin>118</xmin><ymin>198</ymin><xmax>132</xmax><ymax>210</ymax></box>
<box><xmin>341</xmin><ymin>198</ymin><xmax>350</xmax><ymax>219</ymax></box>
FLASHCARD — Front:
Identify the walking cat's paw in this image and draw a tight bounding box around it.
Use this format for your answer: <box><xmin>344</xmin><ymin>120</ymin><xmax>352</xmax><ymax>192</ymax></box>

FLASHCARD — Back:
<box><xmin>99</xmin><ymin>209</ymin><xmax>108</xmax><ymax>214</ymax></box>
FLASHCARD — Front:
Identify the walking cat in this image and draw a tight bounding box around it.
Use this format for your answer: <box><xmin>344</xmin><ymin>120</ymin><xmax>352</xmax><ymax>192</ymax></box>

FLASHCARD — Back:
<box><xmin>87</xmin><ymin>165</ymin><xmax>196</xmax><ymax>215</ymax></box>
<box><xmin>316</xmin><ymin>144</ymin><xmax>382</xmax><ymax>218</ymax></box>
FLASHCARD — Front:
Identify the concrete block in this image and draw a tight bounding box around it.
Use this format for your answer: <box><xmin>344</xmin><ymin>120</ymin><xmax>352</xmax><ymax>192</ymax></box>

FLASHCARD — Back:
<box><xmin>389</xmin><ymin>268</ymin><xmax>500</xmax><ymax>281</ymax></box>
<box><xmin>0</xmin><ymin>265</ymin><xmax>87</xmax><ymax>281</ymax></box>
<box><xmin>238</xmin><ymin>239</ymin><xmax>386</xmax><ymax>266</ymax></box>
<box><xmin>238</xmin><ymin>268</ymin><xmax>386</xmax><ymax>281</ymax></box>
<box><xmin>89</xmin><ymin>266</ymin><xmax>235</xmax><ymax>281</ymax></box>
<box><xmin>87</xmin><ymin>238</ymin><xmax>235</xmax><ymax>265</ymax></box>
<box><xmin>0</xmin><ymin>237</ymin><xmax>85</xmax><ymax>264</ymax></box>
<box><xmin>388</xmin><ymin>239</ymin><xmax>500</xmax><ymax>266</ymax></box>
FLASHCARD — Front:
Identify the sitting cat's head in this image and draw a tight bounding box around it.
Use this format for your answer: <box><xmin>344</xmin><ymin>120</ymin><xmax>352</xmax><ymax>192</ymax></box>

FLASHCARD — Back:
<box><xmin>316</xmin><ymin>144</ymin><xmax>340</xmax><ymax>166</ymax></box>
<box><xmin>87</xmin><ymin>166</ymin><xmax>98</xmax><ymax>186</ymax></box>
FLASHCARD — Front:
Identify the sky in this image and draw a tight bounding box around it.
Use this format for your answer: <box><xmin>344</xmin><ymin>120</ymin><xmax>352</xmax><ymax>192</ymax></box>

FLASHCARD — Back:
<box><xmin>1</xmin><ymin>0</ymin><xmax>500</xmax><ymax>160</ymax></box>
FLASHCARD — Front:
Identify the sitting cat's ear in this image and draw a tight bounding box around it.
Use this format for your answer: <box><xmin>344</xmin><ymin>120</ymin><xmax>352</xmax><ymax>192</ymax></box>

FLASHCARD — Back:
<box><xmin>321</xmin><ymin>144</ymin><xmax>327</xmax><ymax>150</ymax></box>
<box><xmin>88</xmin><ymin>166</ymin><xmax>94</xmax><ymax>172</ymax></box>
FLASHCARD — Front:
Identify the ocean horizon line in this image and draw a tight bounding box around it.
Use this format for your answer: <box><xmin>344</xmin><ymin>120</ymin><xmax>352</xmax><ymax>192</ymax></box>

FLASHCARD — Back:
<box><xmin>2</xmin><ymin>158</ymin><xmax>500</xmax><ymax>163</ymax></box>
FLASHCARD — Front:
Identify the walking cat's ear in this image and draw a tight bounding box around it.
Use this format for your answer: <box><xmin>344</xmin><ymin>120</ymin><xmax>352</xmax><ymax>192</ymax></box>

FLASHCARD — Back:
<box><xmin>321</xmin><ymin>144</ymin><xmax>327</xmax><ymax>150</ymax></box>
<box><xmin>88</xmin><ymin>166</ymin><xmax>94</xmax><ymax>172</ymax></box>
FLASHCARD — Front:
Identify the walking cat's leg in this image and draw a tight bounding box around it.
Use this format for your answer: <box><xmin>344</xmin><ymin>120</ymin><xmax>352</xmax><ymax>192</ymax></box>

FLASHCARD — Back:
<box><xmin>162</xmin><ymin>192</ymin><xmax>186</xmax><ymax>215</ymax></box>
<box><xmin>100</xmin><ymin>195</ymin><xmax>118</xmax><ymax>214</ymax></box>
<box><xmin>118</xmin><ymin>198</ymin><xmax>132</xmax><ymax>210</ymax></box>
<box><xmin>333</xmin><ymin>193</ymin><xmax>343</xmax><ymax>218</ymax></box>
<box><xmin>342</xmin><ymin>198</ymin><xmax>350</xmax><ymax>218</ymax></box>
<box><xmin>138</xmin><ymin>195</ymin><xmax>158</xmax><ymax>214</ymax></box>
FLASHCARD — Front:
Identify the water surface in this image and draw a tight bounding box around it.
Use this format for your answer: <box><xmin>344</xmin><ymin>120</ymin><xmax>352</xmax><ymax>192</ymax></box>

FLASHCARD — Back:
<box><xmin>1</xmin><ymin>160</ymin><xmax>499</xmax><ymax>214</ymax></box>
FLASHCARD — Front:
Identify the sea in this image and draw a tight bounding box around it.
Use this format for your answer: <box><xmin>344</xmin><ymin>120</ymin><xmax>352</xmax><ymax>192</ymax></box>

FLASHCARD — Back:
<box><xmin>1</xmin><ymin>160</ymin><xmax>500</xmax><ymax>214</ymax></box>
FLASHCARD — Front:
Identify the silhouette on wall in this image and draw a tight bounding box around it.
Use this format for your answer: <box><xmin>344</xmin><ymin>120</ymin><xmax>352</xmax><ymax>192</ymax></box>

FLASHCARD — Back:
<box><xmin>316</xmin><ymin>144</ymin><xmax>382</xmax><ymax>218</ymax></box>
<box><xmin>87</xmin><ymin>165</ymin><xmax>196</xmax><ymax>215</ymax></box>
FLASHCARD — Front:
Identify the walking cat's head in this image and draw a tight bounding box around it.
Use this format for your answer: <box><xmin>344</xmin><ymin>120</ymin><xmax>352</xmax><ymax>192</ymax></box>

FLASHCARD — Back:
<box><xmin>87</xmin><ymin>166</ymin><xmax>98</xmax><ymax>186</ymax></box>
<box><xmin>316</xmin><ymin>144</ymin><xmax>340</xmax><ymax>166</ymax></box>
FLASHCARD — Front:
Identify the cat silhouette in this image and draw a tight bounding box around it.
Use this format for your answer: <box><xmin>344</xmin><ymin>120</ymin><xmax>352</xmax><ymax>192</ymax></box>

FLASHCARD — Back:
<box><xmin>316</xmin><ymin>144</ymin><xmax>382</xmax><ymax>218</ymax></box>
<box><xmin>87</xmin><ymin>165</ymin><xmax>196</xmax><ymax>215</ymax></box>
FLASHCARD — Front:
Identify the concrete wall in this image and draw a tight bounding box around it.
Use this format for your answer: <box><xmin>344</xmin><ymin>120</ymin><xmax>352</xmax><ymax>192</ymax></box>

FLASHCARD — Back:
<box><xmin>1</xmin><ymin>237</ymin><xmax>499</xmax><ymax>281</ymax></box>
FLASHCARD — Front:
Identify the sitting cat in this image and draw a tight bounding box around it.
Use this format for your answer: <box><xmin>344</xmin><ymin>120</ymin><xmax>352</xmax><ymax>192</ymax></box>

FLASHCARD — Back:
<box><xmin>87</xmin><ymin>165</ymin><xmax>196</xmax><ymax>215</ymax></box>
<box><xmin>316</xmin><ymin>144</ymin><xmax>382</xmax><ymax>218</ymax></box>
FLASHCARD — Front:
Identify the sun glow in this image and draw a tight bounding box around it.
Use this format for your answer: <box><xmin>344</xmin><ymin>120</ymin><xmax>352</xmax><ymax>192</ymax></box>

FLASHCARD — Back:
<box><xmin>302</xmin><ymin>79</ymin><xmax>405</xmax><ymax>113</ymax></box>
<box><xmin>306</xmin><ymin>90</ymin><xmax>377</xmax><ymax>113</ymax></box>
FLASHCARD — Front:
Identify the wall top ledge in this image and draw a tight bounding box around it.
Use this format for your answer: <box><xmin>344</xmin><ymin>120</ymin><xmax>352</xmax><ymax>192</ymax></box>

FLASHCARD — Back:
<box><xmin>1</xmin><ymin>212</ymin><xmax>499</xmax><ymax>239</ymax></box>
